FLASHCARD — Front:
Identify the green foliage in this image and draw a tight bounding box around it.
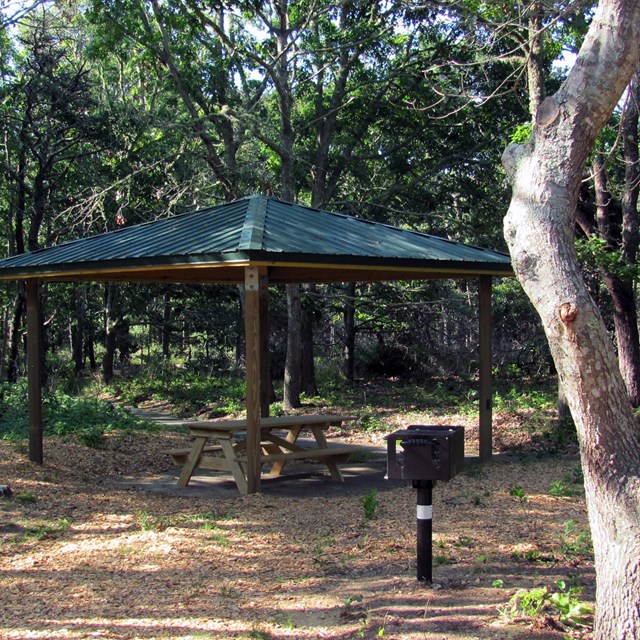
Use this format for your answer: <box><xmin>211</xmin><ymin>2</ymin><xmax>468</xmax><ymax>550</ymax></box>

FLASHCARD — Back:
<box><xmin>508</xmin><ymin>484</ymin><xmax>527</xmax><ymax>503</ymax></box>
<box><xmin>559</xmin><ymin>520</ymin><xmax>593</xmax><ymax>558</ymax></box>
<box><xmin>550</xmin><ymin>581</ymin><xmax>594</xmax><ymax>625</ymax></box>
<box><xmin>110</xmin><ymin>369</ymin><xmax>246</xmax><ymax>418</ymax></box>
<box><xmin>0</xmin><ymin>381</ymin><xmax>154</xmax><ymax>446</ymax></box>
<box><xmin>16</xmin><ymin>491</ymin><xmax>36</xmax><ymax>503</ymax></box>
<box><xmin>549</xmin><ymin>479</ymin><xmax>582</xmax><ymax>497</ymax></box>
<box><xmin>361</xmin><ymin>489</ymin><xmax>378</xmax><ymax>520</ymax></box>
<box><xmin>357</xmin><ymin>412</ymin><xmax>385</xmax><ymax>433</ymax></box>
<box><xmin>503</xmin><ymin>586</ymin><xmax>549</xmax><ymax>618</ymax></box>
<box><xmin>241</xmin><ymin>631</ymin><xmax>272</xmax><ymax>640</ymax></box>
<box><xmin>576</xmin><ymin>236</ymin><xmax>639</xmax><ymax>284</ymax></box>
<box><xmin>20</xmin><ymin>518</ymin><xmax>71</xmax><ymax>542</ymax></box>
<box><xmin>343</xmin><ymin>594</ymin><xmax>364</xmax><ymax>609</ymax></box>
<box><xmin>500</xmin><ymin>581</ymin><xmax>593</xmax><ymax>628</ymax></box>
<box><xmin>136</xmin><ymin>511</ymin><xmax>173</xmax><ymax>532</ymax></box>
<box><xmin>510</xmin><ymin>122</ymin><xmax>532</xmax><ymax>144</ymax></box>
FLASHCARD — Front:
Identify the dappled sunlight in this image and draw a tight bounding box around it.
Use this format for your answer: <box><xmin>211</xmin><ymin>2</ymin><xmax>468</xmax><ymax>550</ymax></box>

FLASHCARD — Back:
<box><xmin>1</xmin><ymin>408</ymin><xmax>593</xmax><ymax>640</ymax></box>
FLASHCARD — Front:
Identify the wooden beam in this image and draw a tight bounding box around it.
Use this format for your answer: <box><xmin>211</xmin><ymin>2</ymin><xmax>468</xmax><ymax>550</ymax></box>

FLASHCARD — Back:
<box><xmin>244</xmin><ymin>266</ymin><xmax>262</xmax><ymax>494</ymax></box>
<box><xmin>25</xmin><ymin>279</ymin><xmax>43</xmax><ymax>464</ymax></box>
<box><xmin>478</xmin><ymin>275</ymin><xmax>493</xmax><ymax>462</ymax></box>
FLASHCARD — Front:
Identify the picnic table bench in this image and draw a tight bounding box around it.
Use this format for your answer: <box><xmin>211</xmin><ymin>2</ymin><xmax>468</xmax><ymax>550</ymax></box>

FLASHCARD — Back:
<box><xmin>164</xmin><ymin>414</ymin><xmax>360</xmax><ymax>494</ymax></box>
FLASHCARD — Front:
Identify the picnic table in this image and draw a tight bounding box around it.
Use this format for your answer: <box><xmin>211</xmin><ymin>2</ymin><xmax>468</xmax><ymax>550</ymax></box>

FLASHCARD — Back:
<box><xmin>164</xmin><ymin>414</ymin><xmax>360</xmax><ymax>494</ymax></box>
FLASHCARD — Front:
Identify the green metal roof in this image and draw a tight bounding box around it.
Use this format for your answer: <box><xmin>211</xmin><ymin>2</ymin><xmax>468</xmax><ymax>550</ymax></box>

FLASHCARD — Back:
<box><xmin>0</xmin><ymin>195</ymin><xmax>512</xmax><ymax>283</ymax></box>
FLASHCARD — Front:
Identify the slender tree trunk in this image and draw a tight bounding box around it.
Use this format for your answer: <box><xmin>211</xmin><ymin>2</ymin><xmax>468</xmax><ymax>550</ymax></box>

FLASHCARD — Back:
<box><xmin>103</xmin><ymin>283</ymin><xmax>122</xmax><ymax>384</ymax></box>
<box><xmin>300</xmin><ymin>297</ymin><xmax>317</xmax><ymax>396</ymax></box>
<box><xmin>162</xmin><ymin>292</ymin><xmax>171</xmax><ymax>359</ymax></box>
<box><xmin>283</xmin><ymin>283</ymin><xmax>302</xmax><ymax>409</ymax></box>
<box><xmin>273</xmin><ymin>0</ymin><xmax>303</xmax><ymax>409</ymax></box>
<box><xmin>580</xmin><ymin>153</ymin><xmax>640</xmax><ymax>406</ymax></box>
<box><xmin>619</xmin><ymin>71</ymin><xmax>640</xmax><ymax>405</ymax></box>
<box><xmin>343</xmin><ymin>282</ymin><xmax>356</xmax><ymax>382</ymax></box>
<box><xmin>605</xmin><ymin>273</ymin><xmax>640</xmax><ymax>406</ymax></box>
<box><xmin>72</xmin><ymin>286</ymin><xmax>86</xmax><ymax>377</ymax></box>
<box><xmin>7</xmin><ymin>284</ymin><xmax>25</xmax><ymax>383</ymax></box>
<box><xmin>0</xmin><ymin>304</ymin><xmax>8</xmax><ymax>381</ymax></box>
<box><xmin>526</xmin><ymin>2</ymin><xmax>545</xmax><ymax>118</ymax></box>
<box><xmin>502</xmin><ymin>3</ymin><xmax>640</xmax><ymax>636</ymax></box>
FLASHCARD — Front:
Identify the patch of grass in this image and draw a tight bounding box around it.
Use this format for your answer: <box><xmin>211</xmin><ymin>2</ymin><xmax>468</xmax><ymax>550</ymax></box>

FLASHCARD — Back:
<box><xmin>549</xmin><ymin>479</ymin><xmax>582</xmax><ymax>497</ymax></box>
<box><xmin>202</xmin><ymin>522</ymin><xmax>230</xmax><ymax>546</ymax></box>
<box><xmin>20</xmin><ymin>518</ymin><xmax>71</xmax><ymax>542</ymax></box>
<box><xmin>272</xmin><ymin>611</ymin><xmax>296</xmax><ymax>629</ymax></box>
<box><xmin>357</xmin><ymin>412</ymin><xmax>385</xmax><ymax>433</ymax></box>
<box><xmin>455</xmin><ymin>536</ymin><xmax>474</xmax><ymax>548</ymax></box>
<box><xmin>242</xmin><ymin>632</ymin><xmax>272</xmax><ymax>640</ymax></box>
<box><xmin>361</xmin><ymin>489</ymin><xmax>378</xmax><ymax>520</ymax></box>
<box><xmin>16</xmin><ymin>491</ymin><xmax>36</xmax><ymax>503</ymax></box>
<box><xmin>136</xmin><ymin>511</ymin><xmax>173</xmax><ymax>532</ymax></box>
<box><xmin>559</xmin><ymin>520</ymin><xmax>592</xmax><ymax>558</ymax></box>
<box><xmin>313</xmin><ymin>534</ymin><xmax>336</xmax><ymax>563</ymax></box>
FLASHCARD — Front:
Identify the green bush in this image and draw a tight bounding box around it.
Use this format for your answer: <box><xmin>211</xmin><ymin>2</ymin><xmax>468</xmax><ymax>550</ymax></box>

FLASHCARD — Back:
<box><xmin>0</xmin><ymin>381</ymin><xmax>153</xmax><ymax>446</ymax></box>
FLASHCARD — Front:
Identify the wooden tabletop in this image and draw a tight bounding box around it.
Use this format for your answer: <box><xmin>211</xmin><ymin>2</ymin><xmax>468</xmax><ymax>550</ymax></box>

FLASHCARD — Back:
<box><xmin>181</xmin><ymin>414</ymin><xmax>356</xmax><ymax>433</ymax></box>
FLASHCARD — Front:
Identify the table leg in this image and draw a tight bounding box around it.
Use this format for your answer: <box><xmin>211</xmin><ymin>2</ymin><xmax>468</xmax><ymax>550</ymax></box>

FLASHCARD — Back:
<box><xmin>218</xmin><ymin>435</ymin><xmax>249</xmax><ymax>495</ymax></box>
<box><xmin>311</xmin><ymin>425</ymin><xmax>344</xmax><ymax>481</ymax></box>
<box><xmin>177</xmin><ymin>436</ymin><xmax>208</xmax><ymax>487</ymax></box>
<box><xmin>269</xmin><ymin>425</ymin><xmax>303</xmax><ymax>476</ymax></box>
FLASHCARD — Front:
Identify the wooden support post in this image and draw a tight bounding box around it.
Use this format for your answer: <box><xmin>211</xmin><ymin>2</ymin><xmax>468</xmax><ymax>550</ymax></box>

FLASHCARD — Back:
<box><xmin>26</xmin><ymin>279</ymin><xmax>43</xmax><ymax>464</ymax></box>
<box><xmin>244</xmin><ymin>266</ymin><xmax>262</xmax><ymax>494</ymax></box>
<box><xmin>259</xmin><ymin>272</ymin><xmax>270</xmax><ymax>418</ymax></box>
<box><xmin>478</xmin><ymin>275</ymin><xmax>493</xmax><ymax>462</ymax></box>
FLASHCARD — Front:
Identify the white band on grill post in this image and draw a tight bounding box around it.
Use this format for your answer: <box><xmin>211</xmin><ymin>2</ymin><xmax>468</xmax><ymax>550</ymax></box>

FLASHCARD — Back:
<box><xmin>417</xmin><ymin>504</ymin><xmax>433</xmax><ymax>520</ymax></box>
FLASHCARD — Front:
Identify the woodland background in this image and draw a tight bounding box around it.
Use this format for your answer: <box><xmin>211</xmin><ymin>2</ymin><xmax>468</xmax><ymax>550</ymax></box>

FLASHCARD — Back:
<box><xmin>0</xmin><ymin>0</ymin><xmax>634</xmax><ymax>411</ymax></box>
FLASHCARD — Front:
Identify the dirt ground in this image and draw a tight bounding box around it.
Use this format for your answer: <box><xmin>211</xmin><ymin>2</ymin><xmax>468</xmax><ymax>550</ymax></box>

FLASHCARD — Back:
<box><xmin>0</xmin><ymin>411</ymin><xmax>594</xmax><ymax>640</ymax></box>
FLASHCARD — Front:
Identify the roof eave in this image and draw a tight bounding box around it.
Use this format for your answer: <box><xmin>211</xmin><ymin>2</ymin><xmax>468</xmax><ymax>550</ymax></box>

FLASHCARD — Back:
<box><xmin>0</xmin><ymin>249</ymin><xmax>513</xmax><ymax>284</ymax></box>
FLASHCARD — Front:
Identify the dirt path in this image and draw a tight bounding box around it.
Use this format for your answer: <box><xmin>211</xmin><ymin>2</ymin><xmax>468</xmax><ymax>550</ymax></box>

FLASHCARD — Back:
<box><xmin>0</xmin><ymin>422</ymin><xmax>594</xmax><ymax>640</ymax></box>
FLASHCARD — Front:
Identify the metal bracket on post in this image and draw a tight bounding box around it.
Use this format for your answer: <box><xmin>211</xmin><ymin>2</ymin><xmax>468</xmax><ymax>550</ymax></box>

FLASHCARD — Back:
<box><xmin>245</xmin><ymin>266</ymin><xmax>259</xmax><ymax>292</ymax></box>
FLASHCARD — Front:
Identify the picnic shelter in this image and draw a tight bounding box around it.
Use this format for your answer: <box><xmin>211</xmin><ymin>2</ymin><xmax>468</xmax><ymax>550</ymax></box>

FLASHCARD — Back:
<box><xmin>0</xmin><ymin>194</ymin><xmax>513</xmax><ymax>493</ymax></box>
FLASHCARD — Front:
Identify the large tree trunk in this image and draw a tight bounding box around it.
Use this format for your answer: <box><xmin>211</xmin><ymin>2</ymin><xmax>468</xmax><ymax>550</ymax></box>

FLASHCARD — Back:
<box><xmin>502</xmin><ymin>2</ymin><xmax>640</xmax><ymax>637</ymax></box>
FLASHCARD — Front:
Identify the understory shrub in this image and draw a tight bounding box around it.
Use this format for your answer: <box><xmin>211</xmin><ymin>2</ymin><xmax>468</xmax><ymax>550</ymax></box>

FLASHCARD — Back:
<box><xmin>0</xmin><ymin>381</ymin><xmax>152</xmax><ymax>445</ymax></box>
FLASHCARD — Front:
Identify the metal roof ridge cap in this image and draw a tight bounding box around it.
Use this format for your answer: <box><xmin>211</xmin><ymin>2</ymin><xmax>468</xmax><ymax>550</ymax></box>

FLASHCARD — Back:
<box><xmin>239</xmin><ymin>195</ymin><xmax>267</xmax><ymax>250</ymax></box>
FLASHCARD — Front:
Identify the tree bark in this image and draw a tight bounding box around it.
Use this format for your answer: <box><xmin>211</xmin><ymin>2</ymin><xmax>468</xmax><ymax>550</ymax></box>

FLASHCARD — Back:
<box><xmin>7</xmin><ymin>284</ymin><xmax>25</xmax><ymax>383</ymax></box>
<box><xmin>283</xmin><ymin>283</ymin><xmax>302</xmax><ymax>409</ymax></box>
<box><xmin>589</xmin><ymin>152</ymin><xmax>640</xmax><ymax>406</ymax></box>
<box><xmin>526</xmin><ymin>1</ymin><xmax>545</xmax><ymax>118</ymax></box>
<box><xmin>343</xmin><ymin>282</ymin><xmax>356</xmax><ymax>382</ymax></box>
<box><xmin>103</xmin><ymin>283</ymin><xmax>122</xmax><ymax>384</ymax></box>
<box><xmin>72</xmin><ymin>286</ymin><xmax>86</xmax><ymax>377</ymax></box>
<box><xmin>502</xmin><ymin>2</ymin><xmax>640</xmax><ymax>637</ymax></box>
<box><xmin>162</xmin><ymin>292</ymin><xmax>171</xmax><ymax>359</ymax></box>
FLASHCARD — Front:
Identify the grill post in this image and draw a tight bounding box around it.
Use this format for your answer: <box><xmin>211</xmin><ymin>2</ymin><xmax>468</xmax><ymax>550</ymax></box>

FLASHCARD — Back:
<box><xmin>414</xmin><ymin>479</ymin><xmax>433</xmax><ymax>583</ymax></box>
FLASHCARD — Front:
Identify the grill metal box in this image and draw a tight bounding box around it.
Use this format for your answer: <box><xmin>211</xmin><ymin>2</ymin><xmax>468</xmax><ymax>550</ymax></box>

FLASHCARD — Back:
<box><xmin>385</xmin><ymin>425</ymin><xmax>465</xmax><ymax>481</ymax></box>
